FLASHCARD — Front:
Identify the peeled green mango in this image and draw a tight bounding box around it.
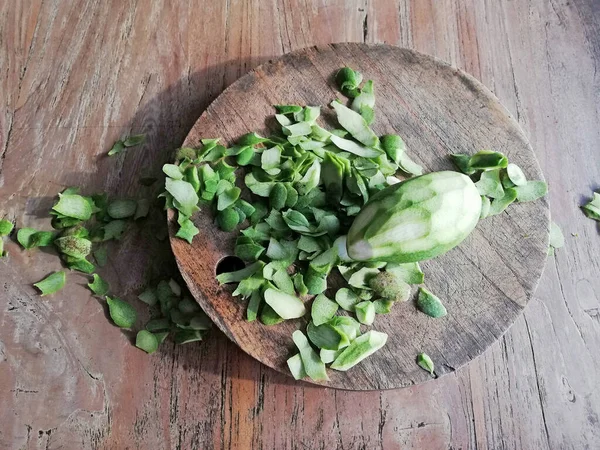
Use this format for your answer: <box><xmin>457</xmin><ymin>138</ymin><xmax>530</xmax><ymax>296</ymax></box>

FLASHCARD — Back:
<box><xmin>346</xmin><ymin>171</ymin><xmax>481</xmax><ymax>263</ymax></box>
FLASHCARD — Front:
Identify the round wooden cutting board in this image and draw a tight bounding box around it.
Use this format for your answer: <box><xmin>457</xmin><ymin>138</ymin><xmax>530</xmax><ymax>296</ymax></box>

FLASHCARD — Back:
<box><xmin>168</xmin><ymin>43</ymin><xmax>550</xmax><ymax>390</ymax></box>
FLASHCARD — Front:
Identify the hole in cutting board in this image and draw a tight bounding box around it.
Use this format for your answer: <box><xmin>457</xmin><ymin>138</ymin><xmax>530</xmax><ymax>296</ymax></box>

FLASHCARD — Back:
<box><xmin>215</xmin><ymin>256</ymin><xmax>245</xmax><ymax>275</ymax></box>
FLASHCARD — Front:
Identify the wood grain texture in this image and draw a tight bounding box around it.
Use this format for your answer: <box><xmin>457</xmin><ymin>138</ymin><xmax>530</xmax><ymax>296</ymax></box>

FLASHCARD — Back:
<box><xmin>1</xmin><ymin>0</ymin><xmax>599</xmax><ymax>448</ymax></box>
<box><xmin>170</xmin><ymin>43</ymin><xmax>549</xmax><ymax>390</ymax></box>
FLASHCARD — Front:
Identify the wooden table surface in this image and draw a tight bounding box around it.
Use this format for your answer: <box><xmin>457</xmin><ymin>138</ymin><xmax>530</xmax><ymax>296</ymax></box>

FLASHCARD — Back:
<box><xmin>1</xmin><ymin>1</ymin><xmax>598</xmax><ymax>449</ymax></box>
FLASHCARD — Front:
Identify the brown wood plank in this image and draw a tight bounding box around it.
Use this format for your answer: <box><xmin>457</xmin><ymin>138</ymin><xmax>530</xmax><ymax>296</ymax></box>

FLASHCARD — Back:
<box><xmin>0</xmin><ymin>0</ymin><xmax>598</xmax><ymax>448</ymax></box>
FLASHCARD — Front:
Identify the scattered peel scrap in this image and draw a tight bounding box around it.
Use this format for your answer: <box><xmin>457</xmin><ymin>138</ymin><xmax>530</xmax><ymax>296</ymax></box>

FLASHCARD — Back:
<box><xmin>581</xmin><ymin>192</ymin><xmax>600</xmax><ymax>221</ymax></box>
<box><xmin>88</xmin><ymin>274</ymin><xmax>110</xmax><ymax>296</ymax></box>
<box><xmin>34</xmin><ymin>271</ymin><xmax>66</xmax><ymax>296</ymax></box>
<box><xmin>417</xmin><ymin>352</ymin><xmax>435</xmax><ymax>376</ymax></box>
<box><xmin>417</xmin><ymin>287</ymin><xmax>447</xmax><ymax>318</ymax></box>
<box><xmin>549</xmin><ymin>221</ymin><xmax>564</xmax><ymax>256</ymax></box>
<box><xmin>12</xmin><ymin>153</ymin><xmax>208</xmax><ymax>353</ymax></box>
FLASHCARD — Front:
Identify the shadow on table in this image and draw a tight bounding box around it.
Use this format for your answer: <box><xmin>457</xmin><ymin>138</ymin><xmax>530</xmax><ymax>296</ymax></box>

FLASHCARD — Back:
<box><xmin>91</xmin><ymin>56</ymin><xmax>309</xmax><ymax>381</ymax></box>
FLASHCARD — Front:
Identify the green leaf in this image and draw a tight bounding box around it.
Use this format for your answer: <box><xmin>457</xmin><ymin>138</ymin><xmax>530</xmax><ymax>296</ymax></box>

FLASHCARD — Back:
<box><xmin>175</xmin><ymin>216</ymin><xmax>199</xmax><ymax>244</ymax></box>
<box><xmin>380</xmin><ymin>134</ymin><xmax>406</xmax><ymax>165</ymax></box>
<box><xmin>238</xmin><ymin>132</ymin><xmax>270</xmax><ymax>146</ymax></box>
<box><xmin>549</xmin><ymin>221</ymin><xmax>564</xmax><ymax>249</ymax></box>
<box><xmin>52</xmin><ymin>194</ymin><xmax>92</xmax><ymax>221</ymax></box>
<box><xmin>246</xmin><ymin>291</ymin><xmax>262</xmax><ymax>322</ymax></box>
<box><xmin>450</xmin><ymin>153</ymin><xmax>476</xmax><ymax>175</ymax></box>
<box><xmin>102</xmin><ymin>220</ymin><xmax>127</xmax><ymax>241</ymax></box>
<box><xmin>320</xmin><ymin>348</ymin><xmax>342</xmax><ymax>364</ymax></box>
<box><xmin>506</xmin><ymin>163</ymin><xmax>527</xmax><ymax>186</ymax></box>
<box><xmin>214</xmin><ymin>159</ymin><xmax>237</xmax><ymax>181</ymax></box>
<box><xmin>335</xmin><ymin>67</ymin><xmax>363</xmax><ymax>97</ymax></box>
<box><xmin>298</xmin><ymin>235</ymin><xmax>323</xmax><ymax>254</ymax></box>
<box><xmin>61</xmin><ymin>225</ymin><xmax>89</xmax><ymax>239</ymax></box>
<box><xmin>283</xmin><ymin>122</ymin><xmax>313</xmax><ymax>139</ymax></box>
<box><xmin>359</xmin><ymin>105</ymin><xmax>375</xmax><ymax>125</ymax></box>
<box><xmin>322</xmin><ymin>152</ymin><xmax>345</xmax><ymax>205</ymax></box>
<box><xmin>153</xmin><ymin>331</ymin><xmax>169</xmax><ymax>345</ymax></box>
<box><xmin>330</xmin><ymin>330</ymin><xmax>388</xmax><ymax>371</ymax></box>
<box><xmin>146</xmin><ymin>317</ymin><xmax>171</xmax><ymax>332</ymax></box>
<box><xmin>292</xmin><ymin>330</ymin><xmax>329</xmax><ymax>381</ymax></box>
<box><xmin>234</xmin><ymin>238</ymin><xmax>264</xmax><ymax>261</ymax></box>
<box><xmin>174</xmin><ymin>329</ymin><xmax>204</xmax><ymax>345</ymax></box>
<box><xmin>236</xmin><ymin>146</ymin><xmax>255</xmax><ymax>166</ymax></box>
<box><xmin>307</xmin><ymin>321</ymin><xmax>349</xmax><ymax>350</ymax></box>
<box><xmin>373</xmin><ymin>299</ymin><xmax>394</xmax><ymax>314</ymax></box>
<box><xmin>581</xmin><ymin>192</ymin><xmax>600</xmax><ymax>221</ymax></box>
<box><xmin>165</xmin><ymin>178</ymin><xmax>199</xmax><ymax>217</ymax></box>
<box><xmin>184</xmin><ymin>165</ymin><xmax>201</xmax><ymax>193</ymax></box>
<box><xmin>272</xmin><ymin>269</ymin><xmax>295</xmax><ymax>295</ymax></box>
<box><xmin>284</xmin><ymin>184</ymin><xmax>299</xmax><ymax>208</ymax></box>
<box><xmin>163</xmin><ymin>164</ymin><xmax>184</xmax><ymax>180</ymax></box>
<box><xmin>108</xmin><ymin>140</ymin><xmax>125</xmax><ymax>156</ymax></box>
<box><xmin>329</xmin><ymin>134</ymin><xmax>382</xmax><ymax>158</ymax></box>
<box><xmin>335</xmin><ymin>288</ymin><xmax>361</xmax><ymax>311</ymax></box>
<box><xmin>263</xmin><ymin>288</ymin><xmax>306</xmax><ymax>319</ymax></box>
<box><xmin>54</xmin><ymin>235</ymin><xmax>92</xmax><ymax>259</ymax></box>
<box><xmin>311</xmin><ymin>294</ymin><xmax>338</xmax><ymax>326</ymax></box>
<box><xmin>397</xmin><ymin>153</ymin><xmax>423</xmax><ymax>176</ymax></box>
<box><xmin>295</xmin><ymin>160</ymin><xmax>321</xmax><ymax>196</ymax></box>
<box><xmin>178</xmin><ymin>297</ymin><xmax>200</xmax><ymax>315</ymax></box>
<box><xmin>331</xmin><ymin>101</ymin><xmax>379</xmax><ymax>148</ymax></box>
<box><xmin>176</xmin><ymin>147</ymin><xmax>197</xmax><ymax>161</ymax></box>
<box><xmin>66</xmin><ymin>257</ymin><xmax>95</xmax><ymax>274</ymax></box>
<box><xmin>136</xmin><ymin>330</ymin><xmax>159</xmax><ymax>354</ymax></box>
<box><xmin>475</xmin><ymin>169</ymin><xmax>505</xmax><ymax>199</ymax></box>
<box><xmin>232</xmin><ymin>275</ymin><xmax>265</xmax><ymax>299</ymax></box>
<box><xmin>489</xmin><ymin>188</ymin><xmax>518</xmax><ymax>216</ymax></box>
<box><xmin>514</xmin><ymin>181</ymin><xmax>548</xmax><ymax>202</ymax></box>
<box><xmin>293</xmin><ymin>273</ymin><xmax>309</xmax><ymax>296</ymax></box>
<box><xmin>216</xmin><ymin>261</ymin><xmax>265</xmax><ymax>284</ymax></box>
<box><xmin>0</xmin><ymin>220</ymin><xmax>14</xmax><ymax>236</ymax></box>
<box><xmin>107</xmin><ymin>199</ymin><xmax>137</xmax><ymax>219</ymax></box>
<box><xmin>88</xmin><ymin>274</ymin><xmax>109</xmax><ymax>296</ymax></box>
<box><xmin>347</xmin><ymin>267</ymin><xmax>379</xmax><ymax>289</ymax></box>
<box><xmin>28</xmin><ymin>231</ymin><xmax>56</xmax><ymax>248</ymax></box>
<box><xmin>351</xmin><ymin>80</ymin><xmax>375</xmax><ymax>112</ymax></box>
<box><xmin>275</xmin><ymin>104</ymin><xmax>303</xmax><ymax>114</ymax></box>
<box><xmin>355</xmin><ymin>301</ymin><xmax>375</xmax><ymax>325</ymax></box>
<box><xmin>417</xmin><ymin>287</ymin><xmax>447</xmax><ymax>318</ymax></box>
<box><xmin>287</xmin><ymin>353</ymin><xmax>307</xmax><ymax>380</ymax></box>
<box><xmin>134</xmin><ymin>199</ymin><xmax>150</xmax><ymax>220</ymax></box>
<box><xmin>138</xmin><ymin>288</ymin><xmax>157</xmax><ymax>306</ymax></box>
<box><xmin>269</xmin><ymin>183</ymin><xmax>287</xmax><ymax>210</ymax></box>
<box><xmin>480</xmin><ymin>196</ymin><xmax>491</xmax><ymax>219</ymax></box>
<box><xmin>217</xmin><ymin>207</ymin><xmax>240</xmax><ymax>232</ymax></box>
<box><xmin>282</xmin><ymin>210</ymin><xmax>312</xmax><ymax>233</ymax></box>
<box><xmin>385</xmin><ymin>262</ymin><xmax>424</xmax><ymax>285</ymax></box>
<box><xmin>244</xmin><ymin>172</ymin><xmax>274</xmax><ymax>197</ymax></box>
<box><xmin>417</xmin><ymin>352</ymin><xmax>435</xmax><ymax>375</ymax></box>
<box><xmin>167</xmin><ymin>278</ymin><xmax>181</xmax><ymax>297</ymax></box>
<box><xmin>468</xmin><ymin>150</ymin><xmax>508</xmax><ymax>171</ymax></box>
<box><xmin>328</xmin><ymin>316</ymin><xmax>361</xmax><ymax>342</ymax></box>
<box><xmin>302</xmin><ymin>106</ymin><xmax>321</xmax><ymax>124</ymax></box>
<box><xmin>33</xmin><ymin>271</ymin><xmax>66</xmax><ymax>296</ymax></box>
<box><xmin>260</xmin><ymin>303</ymin><xmax>284</xmax><ymax>325</ymax></box>
<box><xmin>17</xmin><ymin>228</ymin><xmax>37</xmax><ymax>249</ymax></box>
<box><xmin>123</xmin><ymin>134</ymin><xmax>146</xmax><ymax>147</ymax></box>
<box><xmin>106</xmin><ymin>296</ymin><xmax>137</xmax><ymax>328</ymax></box>
<box><xmin>217</xmin><ymin>187</ymin><xmax>241</xmax><ymax>211</ymax></box>
<box><xmin>304</xmin><ymin>268</ymin><xmax>327</xmax><ymax>295</ymax></box>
